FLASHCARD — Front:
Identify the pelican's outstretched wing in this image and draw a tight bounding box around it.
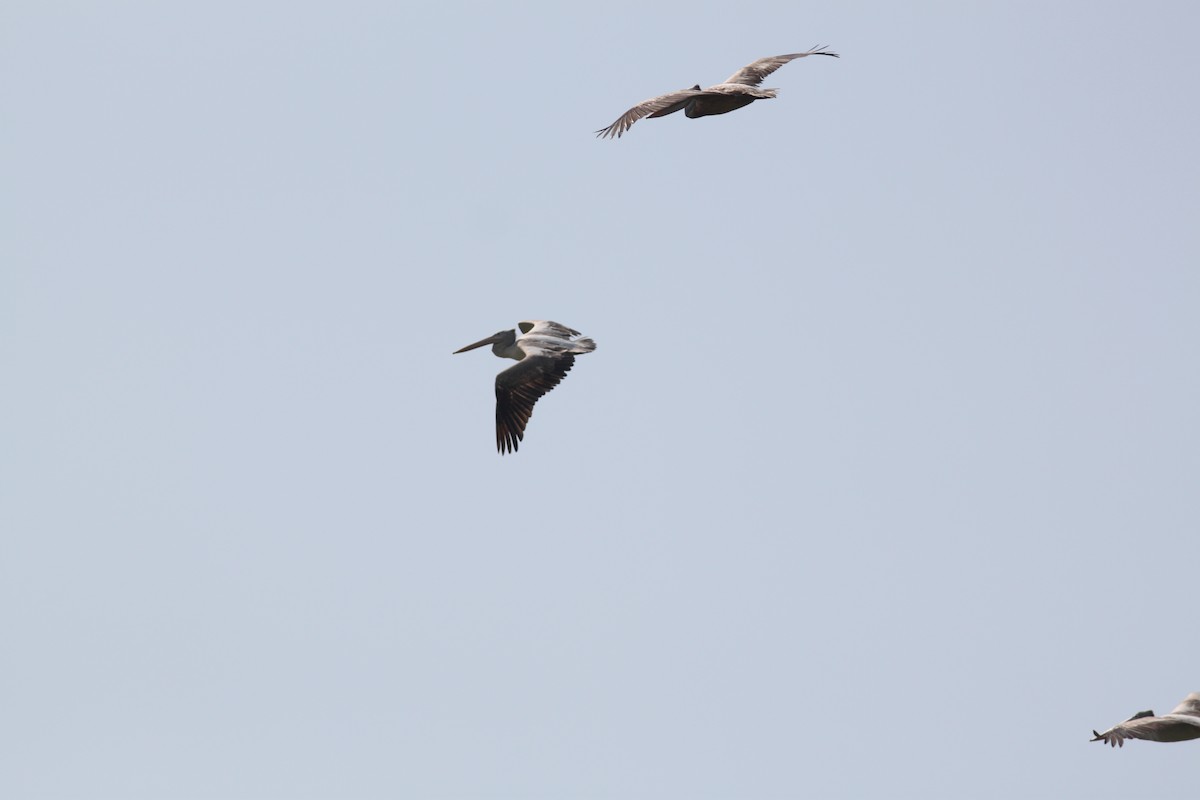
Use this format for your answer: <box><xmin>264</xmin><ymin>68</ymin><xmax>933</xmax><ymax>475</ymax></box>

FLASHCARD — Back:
<box><xmin>1092</xmin><ymin>711</ymin><xmax>1158</xmax><ymax>747</ymax></box>
<box><xmin>721</xmin><ymin>46</ymin><xmax>839</xmax><ymax>87</ymax></box>
<box><xmin>494</xmin><ymin>354</ymin><xmax>576</xmax><ymax>454</ymax></box>
<box><xmin>1091</xmin><ymin>693</ymin><xmax>1200</xmax><ymax>747</ymax></box>
<box><xmin>595</xmin><ymin>88</ymin><xmax>708</xmax><ymax>139</ymax></box>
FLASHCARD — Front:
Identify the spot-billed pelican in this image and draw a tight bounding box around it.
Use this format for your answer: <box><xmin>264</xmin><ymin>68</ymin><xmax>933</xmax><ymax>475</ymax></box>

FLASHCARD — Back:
<box><xmin>453</xmin><ymin>320</ymin><xmax>596</xmax><ymax>454</ymax></box>
<box><xmin>596</xmin><ymin>46</ymin><xmax>839</xmax><ymax>139</ymax></box>
<box><xmin>1091</xmin><ymin>693</ymin><xmax>1200</xmax><ymax>747</ymax></box>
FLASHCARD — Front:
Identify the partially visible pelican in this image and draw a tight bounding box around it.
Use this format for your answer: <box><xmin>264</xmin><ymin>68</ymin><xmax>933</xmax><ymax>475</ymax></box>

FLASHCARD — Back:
<box><xmin>453</xmin><ymin>320</ymin><xmax>596</xmax><ymax>454</ymax></box>
<box><xmin>596</xmin><ymin>46</ymin><xmax>839</xmax><ymax>139</ymax></box>
<box><xmin>1091</xmin><ymin>693</ymin><xmax>1200</xmax><ymax>747</ymax></box>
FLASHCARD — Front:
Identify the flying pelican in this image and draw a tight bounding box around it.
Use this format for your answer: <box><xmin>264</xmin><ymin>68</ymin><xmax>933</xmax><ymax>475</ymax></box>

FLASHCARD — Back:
<box><xmin>453</xmin><ymin>320</ymin><xmax>596</xmax><ymax>454</ymax></box>
<box><xmin>1091</xmin><ymin>693</ymin><xmax>1200</xmax><ymax>747</ymax></box>
<box><xmin>595</xmin><ymin>46</ymin><xmax>839</xmax><ymax>139</ymax></box>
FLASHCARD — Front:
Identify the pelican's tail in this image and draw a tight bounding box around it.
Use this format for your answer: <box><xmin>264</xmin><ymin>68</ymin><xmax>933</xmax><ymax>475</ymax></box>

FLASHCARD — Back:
<box><xmin>572</xmin><ymin>336</ymin><xmax>597</xmax><ymax>353</ymax></box>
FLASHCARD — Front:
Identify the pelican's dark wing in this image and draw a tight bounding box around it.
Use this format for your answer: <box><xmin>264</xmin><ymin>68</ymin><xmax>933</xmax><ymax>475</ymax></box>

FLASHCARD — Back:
<box><xmin>1091</xmin><ymin>696</ymin><xmax>1200</xmax><ymax>747</ymax></box>
<box><xmin>494</xmin><ymin>354</ymin><xmax>575</xmax><ymax>454</ymax></box>
<box><xmin>1091</xmin><ymin>710</ymin><xmax>1156</xmax><ymax>747</ymax></box>
<box><xmin>595</xmin><ymin>88</ymin><xmax>709</xmax><ymax>139</ymax></box>
<box><xmin>721</xmin><ymin>47</ymin><xmax>839</xmax><ymax>87</ymax></box>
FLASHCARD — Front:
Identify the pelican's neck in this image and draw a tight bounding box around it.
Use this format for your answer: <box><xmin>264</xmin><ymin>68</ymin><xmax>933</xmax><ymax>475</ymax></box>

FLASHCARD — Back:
<box><xmin>492</xmin><ymin>340</ymin><xmax>524</xmax><ymax>360</ymax></box>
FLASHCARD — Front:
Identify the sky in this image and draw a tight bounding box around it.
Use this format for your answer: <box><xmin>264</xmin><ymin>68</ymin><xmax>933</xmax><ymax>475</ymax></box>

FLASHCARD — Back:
<box><xmin>2</xmin><ymin>1</ymin><xmax>1199</xmax><ymax>797</ymax></box>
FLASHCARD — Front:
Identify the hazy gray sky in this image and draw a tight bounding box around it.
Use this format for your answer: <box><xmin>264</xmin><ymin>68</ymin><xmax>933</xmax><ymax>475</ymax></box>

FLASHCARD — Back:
<box><xmin>3</xmin><ymin>1</ymin><xmax>1199</xmax><ymax>797</ymax></box>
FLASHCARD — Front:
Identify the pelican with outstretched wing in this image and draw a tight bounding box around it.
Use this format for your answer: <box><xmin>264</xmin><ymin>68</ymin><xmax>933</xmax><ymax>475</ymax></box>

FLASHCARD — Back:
<box><xmin>1091</xmin><ymin>693</ymin><xmax>1200</xmax><ymax>747</ymax></box>
<box><xmin>453</xmin><ymin>321</ymin><xmax>596</xmax><ymax>454</ymax></box>
<box><xmin>596</xmin><ymin>46</ymin><xmax>839</xmax><ymax>139</ymax></box>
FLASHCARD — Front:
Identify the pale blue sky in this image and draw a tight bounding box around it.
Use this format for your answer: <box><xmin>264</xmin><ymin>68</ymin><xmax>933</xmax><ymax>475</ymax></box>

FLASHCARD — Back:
<box><xmin>3</xmin><ymin>1</ymin><xmax>1199</xmax><ymax>798</ymax></box>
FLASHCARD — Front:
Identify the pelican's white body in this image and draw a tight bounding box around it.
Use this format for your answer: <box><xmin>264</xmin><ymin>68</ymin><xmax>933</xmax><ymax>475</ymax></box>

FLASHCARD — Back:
<box><xmin>510</xmin><ymin>320</ymin><xmax>596</xmax><ymax>360</ymax></box>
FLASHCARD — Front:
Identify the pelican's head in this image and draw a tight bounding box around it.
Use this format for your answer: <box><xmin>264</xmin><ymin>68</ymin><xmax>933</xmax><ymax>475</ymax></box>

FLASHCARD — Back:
<box><xmin>453</xmin><ymin>329</ymin><xmax>517</xmax><ymax>356</ymax></box>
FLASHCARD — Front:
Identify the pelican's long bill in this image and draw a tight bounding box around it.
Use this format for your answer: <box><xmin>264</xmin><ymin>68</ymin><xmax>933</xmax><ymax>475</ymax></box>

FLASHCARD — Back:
<box><xmin>452</xmin><ymin>333</ymin><xmax>506</xmax><ymax>354</ymax></box>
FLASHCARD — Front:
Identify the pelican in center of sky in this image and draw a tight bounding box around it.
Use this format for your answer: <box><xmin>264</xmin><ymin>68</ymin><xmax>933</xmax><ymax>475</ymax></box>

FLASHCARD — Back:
<box><xmin>453</xmin><ymin>320</ymin><xmax>596</xmax><ymax>454</ymax></box>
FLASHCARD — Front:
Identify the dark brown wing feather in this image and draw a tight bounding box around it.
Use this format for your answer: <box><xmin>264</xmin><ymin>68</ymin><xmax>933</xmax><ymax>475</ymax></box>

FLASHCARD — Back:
<box><xmin>595</xmin><ymin>89</ymin><xmax>708</xmax><ymax>139</ymax></box>
<box><xmin>721</xmin><ymin>47</ymin><xmax>840</xmax><ymax>87</ymax></box>
<box><xmin>494</xmin><ymin>354</ymin><xmax>575</xmax><ymax>454</ymax></box>
<box><xmin>1110</xmin><ymin>716</ymin><xmax>1200</xmax><ymax>744</ymax></box>
<box><xmin>1091</xmin><ymin>695</ymin><xmax>1200</xmax><ymax>746</ymax></box>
